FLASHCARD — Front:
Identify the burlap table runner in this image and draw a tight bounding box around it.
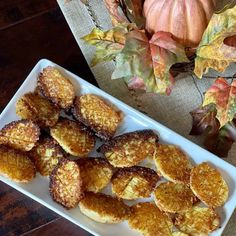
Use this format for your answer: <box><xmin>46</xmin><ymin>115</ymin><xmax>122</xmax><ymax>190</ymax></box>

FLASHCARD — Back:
<box><xmin>58</xmin><ymin>0</ymin><xmax>235</xmax><ymax>234</ymax></box>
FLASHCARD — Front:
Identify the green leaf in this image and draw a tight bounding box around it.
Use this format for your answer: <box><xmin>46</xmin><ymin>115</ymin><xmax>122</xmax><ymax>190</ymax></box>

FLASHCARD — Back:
<box><xmin>82</xmin><ymin>24</ymin><xmax>135</xmax><ymax>66</ymax></box>
<box><xmin>112</xmin><ymin>30</ymin><xmax>189</xmax><ymax>95</ymax></box>
<box><xmin>112</xmin><ymin>30</ymin><xmax>154</xmax><ymax>89</ymax></box>
<box><xmin>194</xmin><ymin>5</ymin><xmax>236</xmax><ymax>78</ymax></box>
<box><xmin>189</xmin><ymin>104</ymin><xmax>219</xmax><ymax>136</ymax></box>
<box><xmin>202</xmin><ymin>78</ymin><xmax>236</xmax><ymax>127</ymax></box>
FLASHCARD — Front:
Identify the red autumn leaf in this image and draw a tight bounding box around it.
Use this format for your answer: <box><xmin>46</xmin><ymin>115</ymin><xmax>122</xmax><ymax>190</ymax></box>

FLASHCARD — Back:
<box><xmin>204</xmin><ymin>119</ymin><xmax>236</xmax><ymax>158</ymax></box>
<box><xmin>112</xmin><ymin>30</ymin><xmax>189</xmax><ymax>95</ymax></box>
<box><xmin>203</xmin><ymin>78</ymin><xmax>236</xmax><ymax>127</ymax></box>
<box><xmin>120</xmin><ymin>0</ymin><xmax>145</xmax><ymax>28</ymax></box>
<box><xmin>104</xmin><ymin>0</ymin><xmax>129</xmax><ymax>26</ymax></box>
<box><xmin>189</xmin><ymin>104</ymin><xmax>220</xmax><ymax>136</ymax></box>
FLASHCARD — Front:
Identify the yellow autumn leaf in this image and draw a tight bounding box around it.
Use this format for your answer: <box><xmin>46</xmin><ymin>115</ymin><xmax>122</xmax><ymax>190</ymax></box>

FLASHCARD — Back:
<box><xmin>194</xmin><ymin>5</ymin><xmax>236</xmax><ymax>78</ymax></box>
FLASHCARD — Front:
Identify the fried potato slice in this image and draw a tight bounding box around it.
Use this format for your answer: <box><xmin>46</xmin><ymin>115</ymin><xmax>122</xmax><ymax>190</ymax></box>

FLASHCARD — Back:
<box><xmin>190</xmin><ymin>162</ymin><xmax>229</xmax><ymax>208</ymax></box>
<box><xmin>16</xmin><ymin>92</ymin><xmax>59</xmax><ymax>127</ymax></box>
<box><xmin>49</xmin><ymin>158</ymin><xmax>83</xmax><ymax>209</ymax></box>
<box><xmin>30</xmin><ymin>137</ymin><xmax>64</xmax><ymax>176</ymax></box>
<box><xmin>0</xmin><ymin>120</ymin><xmax>40</xmax><ymax>151</ymax></box>
<box><xmin>175</xmin><ymin>207</ymin><xmax>220</xmax><ymax>235</ymax></box>
<box><xmin>79</xmin><ymin>192</ymin><xmax>130</xmax><ymax>223</ymax></box>
<box><xmin>50</xmin><ymin>118</ymin><xmax>95</xmax><ymax>157</ymax></box>
<box><xmin>38</xmin><ymin>66</ymin><xmax>75</xmax><ymax>109</ymax></box>
<box><xmin>0</xmin><ymin>145</ymin><xmax>36</xmax><ymax>182</ymax></box>
<box><xmin>128</xmin><ymin>202</ymin><xmax>173</xmax><ymax>236</ymax></box>
<box><xmin>154</xmin><ymin>144</ymin><xmax>192</xmax><ymax>184</ymax></box>
<box><xmin>76</xmin><ymin>157</ymin><xmax>113</xmax><ymax>192</ymax></box>
<box><xmin>154</xmin><ymin>182</ymin><xmax>196</xmax><ymax>213</ymax></box>
<box><xmin>72</xmin><ymin>94</ymin><xmax>122</xmax><ymax>140</ymax></box>
<box><xmin>98</xmin><ymin>130</ymin><xmax>158</xmax><ymax>167</ymax></box>
<box><xmin>111</xmin><ymin>166</ymin><xmax>159</xmax><ymax>200</ymax></box>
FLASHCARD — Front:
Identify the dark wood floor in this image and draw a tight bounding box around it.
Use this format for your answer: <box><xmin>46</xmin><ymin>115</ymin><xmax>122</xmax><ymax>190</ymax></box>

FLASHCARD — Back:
<box><xmin>0</xmin><ymin>1</ymin><xmax>95</xmax><ymax>235</ymax></box>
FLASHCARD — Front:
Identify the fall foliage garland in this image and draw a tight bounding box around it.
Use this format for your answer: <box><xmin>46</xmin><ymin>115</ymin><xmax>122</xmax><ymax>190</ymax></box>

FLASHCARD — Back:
<box><xmin>82</xmin><ymin>0</ymin><xmax>236</xmax><ymax>157</ymax></box>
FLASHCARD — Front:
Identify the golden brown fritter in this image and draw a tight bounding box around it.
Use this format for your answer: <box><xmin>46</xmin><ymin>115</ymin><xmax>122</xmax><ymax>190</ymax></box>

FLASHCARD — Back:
<box><xmin>0</xmin><ymin>145</ymin><xmax>36</xmax><ymax>182</ymax></box>
<box><xmin>175</xmin><ymin>207</ymin><xmax>220</xmax><ymax>235</ymax></box>
<box><xmin>50</xmin><ymin>118</ymin><xmax>95</xmax><ymax>157</ymax></box>
<box><xmin>111</xmin><ymin>166</ymin><xmax>159</xmax><ymax>200</ymax></box>
<box><xmin>79</xmin><ymin>192</ymin><xmax>130</xmax><ymax>223</ymax></box>
<box><xmin>38</xmin><ymin>66</ymin><xmax>75</xmax><ymax>109</ymax></box>
<box><xmin>49</xmin><ymin>159</ymin><xmax>83</xmax><ymax>209</ymax></box>
<box><xmin>98</xmin><ymin>130</ymin><xmax>158</xmax><ymax>167</ymax></box>
<box><xmin>154</xmin><ymin>144</ymin><xmax>192</xmax><ymax>184</ymax></box>
<box><xmin>154</xmin><ymin>182</ymin><xmax>196</xmax><ymax>213</ymax></box>
<box><xmin>16</xmin><ymin>92</ymin><xmax>59</xmax><ymax>127</ymax></box>
<box><xmin>172</xmin><ymin>232</ymin><xmax>189</xmax><ymax>236</ymax></box>
<box><xmin>76</xmin><ymin>157</ymin><xmax>113</xmax><ymax>192</ymax></box>
<box><xmin>72</xmin><ymin>94</ymin><xmax>123</xmax><ymax>140</ymax></box>
<box><xmin>30</xmin><ymin>137</ymin><xmax>64</xmax><ymax>176</ymax></box>
<box><xmin>190</xmin><ymin>162</ymin><xmax>229</xmax><ymax>208</ymax></box>
<box><xmin>0</xmin><ymin>120</ymin><xmax>40</xmax><ymax>151</ymax></box>
<box><xmin>128</xmin><ymin>202</ymin><xmax>173</xmax><ymax>236</ymax></box>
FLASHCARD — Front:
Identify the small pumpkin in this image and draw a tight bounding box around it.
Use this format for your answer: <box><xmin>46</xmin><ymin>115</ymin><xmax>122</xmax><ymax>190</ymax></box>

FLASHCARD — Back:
<box><xmin>144</xmin><ymin>0</ymin><xmax>217</xmax><ymax>48</ymax></box>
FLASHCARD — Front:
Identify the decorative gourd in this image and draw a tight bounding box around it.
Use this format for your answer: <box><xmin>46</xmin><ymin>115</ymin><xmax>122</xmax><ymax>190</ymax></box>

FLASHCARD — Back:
<box><xmin>144</xmin><ymin>0</ymin><xmax>217</xmax><ymax>47</ymax></box>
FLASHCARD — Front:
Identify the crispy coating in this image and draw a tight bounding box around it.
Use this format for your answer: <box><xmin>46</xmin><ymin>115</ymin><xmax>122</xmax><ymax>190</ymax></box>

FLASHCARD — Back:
<box><xmin>98</xmin><ymin>130</ymin><xmax>158</xmax><ymax>167</ymax></box>
<box><xmin>72</xmin><ymin>94</ymin><xmax>122</xmax><ymax>140</ymax></box>
<box><xmin>79</xmin><ymin>192</ymin><xmax>130</xmax><ymax>223</ymax></box>
<box><xmin>0</xmin><ymin>120</ymin><xmax>40</xmax><ymax>151</ymax></box>
<box><xmin>172</xmin><ymin>232</ymin><xmax>189</xmax><ymax>236</ymax></box>
<box><xmin>50</xmin><ymin>118</ymin><xmax>95</xmax><ymax>157</ymax></box>
<box><xmin>190</xmin><ymin>162</ymin><xmax>229</xmax><ymax>208</ymax></box>
<box><xmin>111</xmin><ymin>166</ymin><xmax>159</xmax><ymax>200</ymax></box>
<box><xmin>0</xmin><ymin>145</ymin><xmax>36</xmax><ymax>182</ymax></box>
<box><xmin>38</xmin><ymin>66</ymin><xmax>75</xmax><ymax>109</ymax></box>
<box><xmin>16</xmin><ymin>92</ymin><xmax>60</xmax><ymax>127</ymax></box>
<box><xmin>128</xmin><ymin>202</ymin><xmax>173</xmax><ymax>236</ymax></box>
<box><xmin>49</xmin><ymin>159</ymin><xmax>83</xmax><ymax>209</ymax></box>
<box><xmin>154</xmin><ymin>144</ymin><xmax>192</xmax><ymax>184</ymax></box>
<box><xmin>154</xmin><ymin>182</ymin><xmax>196</xmax><ymax>213</ymax></box>
<box><xmin>30</xmin><ymin>137</ymin><xmax>64</xmax><ymax>176</ymax></box>
<box><xmin>175</xmin><ymin>207</ymin><xmax>220</xmax><ymax>235</ymax></box>
<box><xmin>76</xmin><ymin>157</ymin><xmax>113</xmax><ymax>192</ymax></box>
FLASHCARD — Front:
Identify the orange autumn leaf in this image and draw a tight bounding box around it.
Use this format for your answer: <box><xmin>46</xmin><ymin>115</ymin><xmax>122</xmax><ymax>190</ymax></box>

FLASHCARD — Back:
<box><xmin>194</xmin><ymin>5</ymin><xmax>236</xmax><ymax>78</ymax></box>
<box><xmin>203</xmin><ymin>78</ymin><xmax>236</xmax><ymax>127</ymax></box>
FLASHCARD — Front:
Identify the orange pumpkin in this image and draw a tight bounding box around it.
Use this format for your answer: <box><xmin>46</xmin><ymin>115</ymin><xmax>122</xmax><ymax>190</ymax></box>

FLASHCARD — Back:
<box><xmin>144</xmin><ymin>0</ymin><xmax>217</xmax><ymax>48</ymax></box>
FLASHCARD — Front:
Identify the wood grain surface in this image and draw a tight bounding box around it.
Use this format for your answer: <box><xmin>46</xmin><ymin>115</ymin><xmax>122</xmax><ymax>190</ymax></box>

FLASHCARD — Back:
<box><xmin>0</xmin><ymin>1</ymin><xmax>94</xmax><ymax>235</ymax></box>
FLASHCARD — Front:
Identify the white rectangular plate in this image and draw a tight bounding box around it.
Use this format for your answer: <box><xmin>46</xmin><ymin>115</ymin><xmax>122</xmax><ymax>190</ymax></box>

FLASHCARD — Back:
<box><xmin>0</xmin><ymin>59</ymin><xmax>235</xmax><ymax>236</ymax></box>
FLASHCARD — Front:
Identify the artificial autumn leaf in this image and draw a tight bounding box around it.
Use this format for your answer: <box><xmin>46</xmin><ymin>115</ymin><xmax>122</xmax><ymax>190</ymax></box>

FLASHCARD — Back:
<box><xmin>189</xmin><ymin>104</ymin><xmax>220</xmax><ymax>136</ymax></box>
<box><xmin>112</xmin><ymin>30</ymin><xmax>189</xmax><ymax>95</ymax></box>
<box><xmin>112</xmin><ymin>30</ymin><xmax>153</xmax><ymax>90</ymax></box>
<box><xmin>202</xmin><ymin>78</ymin><xmax>236</xmax><ymax>127</ymax></box>
<box><xmin>204</xmin><ymin>119</ymin><xmax>236</xmax><ymax>157</ymax></box>
<box><xmin>150</xmin><ymin>32</ymin><xmax>189</xmax><ymax>94</ymax></box>
<box><xmin>120</xmin><ymin>0</ymin><xmax>145</xmax><ymax>28</ymax></box>
<box><xmin>82</xmin><ymin>24</ymin><xmax>135</xmax><ymax>66</ymax></box>
<box><xmin>194</xmin><ymin>5</ymin><xmax>236</xmax><ymax>78</ymax></box>
<box><xmin>104</xmin><ymin>0</ymin><xmax>129</xmax><ymax>26</ymax></box>
<box><xmin>224</xmin><ymin>35</ymin><xmax>236</xmax><ymax>47</ymax></box>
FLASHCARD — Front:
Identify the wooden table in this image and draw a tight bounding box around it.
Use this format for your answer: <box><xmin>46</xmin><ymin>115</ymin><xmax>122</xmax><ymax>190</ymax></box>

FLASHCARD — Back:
<box><xmin>0</xmin><ymin>1</ymin><xmax>94</xmax><ymax>235</ymax></box>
